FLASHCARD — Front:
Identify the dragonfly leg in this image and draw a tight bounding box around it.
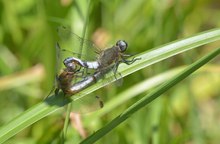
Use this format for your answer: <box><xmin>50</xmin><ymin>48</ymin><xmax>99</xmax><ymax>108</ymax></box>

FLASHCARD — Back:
<box><xmin>74</xmin><ymin>70</ymin><xmax>84</xmax><ymax>77</ymax></box>
<box><xmin>54</xmin><ymin>74</ymin><xmax>60</xmax><ymax>96</ymax></box>
<box><xmin>112</xmin><ymin>61</ymin><xmax>120</xmax><ymax>76</ymax></box>
<box><xmin>112</xmin><ymin>61</ymin><xmax>123</xmax><ymax>82</ymax></box>
<box><xmin>55</xmin><ymin>88</ymin><xmax>60</xmax><ymax>96</ymax></box>
<box><xmin>111</xmin><ymin>63</ymin><xmax>123</xmax><ymax>85</ymax></box>
<box><xmin>44</xmin><ymin>86</ymin><xmax>55</xmax><ymax>100</ymax></box>
<box><xmin>121</xmin><ymin>57</ymin><xmax>141</xmax><ymax>65</ymax></box>
<box><xmin>79</xmin><ymin>68</ymin><xmax>91</xmax><ymax>79</ymax></box>
<box><xmin>121</xmin><ymin>53</ymin><xmax>133</xmax><ymax>57</ymax></box>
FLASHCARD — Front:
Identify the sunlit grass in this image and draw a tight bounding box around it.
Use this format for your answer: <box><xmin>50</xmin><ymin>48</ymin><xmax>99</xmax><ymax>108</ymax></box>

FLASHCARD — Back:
<box><xmin>0</xmin><ymin>0</ymin><xmax>220</xmax><ymax>143</ymax></box>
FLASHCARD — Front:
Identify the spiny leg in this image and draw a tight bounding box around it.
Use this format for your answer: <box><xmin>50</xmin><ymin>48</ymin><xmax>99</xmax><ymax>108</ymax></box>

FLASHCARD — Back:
<box><xmin>112</xmin><ymin>62</ymin><xmax>123</xmax><ymax>85</ymax></box>
<box><xmin>112</xmin><ymin>61</ymin><xmax>120</xmax><ymax>79</ymax></box>
<box><xmin>121</xmin><ymin>57</ymin><xmax>141</xmax><ymax>65</ymax></box>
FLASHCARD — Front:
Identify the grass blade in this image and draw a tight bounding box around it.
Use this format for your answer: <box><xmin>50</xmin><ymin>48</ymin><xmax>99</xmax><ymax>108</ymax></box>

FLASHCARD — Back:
<box><xmin>0</xmin><ymin>28</ymin><xmax>220</xmax><ymax>143</ymax></box>
<box><xmin>80</xmin><ymin>47</ymin><xmax>220</xmax><ymax>144</ymax></box>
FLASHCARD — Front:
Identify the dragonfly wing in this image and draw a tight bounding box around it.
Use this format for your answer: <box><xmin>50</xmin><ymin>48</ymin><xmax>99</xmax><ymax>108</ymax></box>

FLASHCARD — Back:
<box><xmin>44</xmin><ymin>43</ymin><xmax>64</xmax><ymax>99</ymax></box>
<box><xmin>57</xmin><ymin>26</ymin><xmax>99</xmax><ymax>62</ymax></box>
<box><xmin>71</xmin><ymin>93</ymin><xmax>104</xmax><ymax>114</ymax></box>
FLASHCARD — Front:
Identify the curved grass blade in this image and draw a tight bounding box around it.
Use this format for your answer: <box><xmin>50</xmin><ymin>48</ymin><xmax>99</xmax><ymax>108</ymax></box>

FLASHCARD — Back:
<box><xmin>75</xmin><ymin>28</ymin><xmax>220</xmax><ymax>98</ymax></box>
<box><xmin>80</xmin><ymin>47</ymin><xmax>220</xmax><ymax>144</ymax></box>
<box><xmin>92</xmin><ymin>64</ymin><xmax>220</xmax><ymax>118</ymax></box>
<box><xmin>0</xmin><ymin>28</ymin><xmax>220</xmax><ymax>143</ymax></box>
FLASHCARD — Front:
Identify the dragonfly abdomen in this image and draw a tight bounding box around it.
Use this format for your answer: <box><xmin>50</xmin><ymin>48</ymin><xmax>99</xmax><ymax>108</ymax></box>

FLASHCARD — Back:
<box><xmin>83</xmin><ymin>61</ymin><xmax>100</xmax><ymax>69</ymax></box>
<box><xmin>68</xmin><ymin>71</ymin><xmax>103</xmax><ymax>95</ymax></box>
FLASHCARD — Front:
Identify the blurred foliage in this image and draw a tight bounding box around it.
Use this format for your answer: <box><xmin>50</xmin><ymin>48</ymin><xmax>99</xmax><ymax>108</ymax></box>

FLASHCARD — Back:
<box><xmin>0</xmin><ymin>0</ymin><xmax>220</xmax><ymax>143</ymax></box>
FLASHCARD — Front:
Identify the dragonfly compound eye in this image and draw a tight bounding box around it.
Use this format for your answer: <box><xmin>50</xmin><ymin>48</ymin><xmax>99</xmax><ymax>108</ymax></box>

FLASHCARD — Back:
<box><xmin>116</xmin><ymin>40</ymin><xmax>128</xmax><ymax>52</ymax></box>
<box><xmin>66</xmin><ymin>63</ymin><xmax>76</xmax><ymax>72</ymax></box>
<box><xmin>63</xmin><ymin>58</ymin><xmax>76</xmax><ymax>71</ymax></box>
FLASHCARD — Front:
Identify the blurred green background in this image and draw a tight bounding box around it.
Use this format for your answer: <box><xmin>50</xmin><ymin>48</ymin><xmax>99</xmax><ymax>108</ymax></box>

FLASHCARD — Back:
<box><xmin>0</xmin><ymin>0</ymin><xmax>220</xmax><ymax>143</ymax></box>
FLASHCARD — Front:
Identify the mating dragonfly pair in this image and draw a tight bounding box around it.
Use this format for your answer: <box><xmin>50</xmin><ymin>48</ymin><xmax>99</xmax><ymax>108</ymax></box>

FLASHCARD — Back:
<box><xmin>51</xmin><ymin>27</ymin><xmax>140</xmax><ymax>108</ymax></box>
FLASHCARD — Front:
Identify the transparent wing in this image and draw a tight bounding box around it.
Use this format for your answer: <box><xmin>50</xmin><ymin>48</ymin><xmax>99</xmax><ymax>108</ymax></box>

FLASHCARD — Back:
<box><xmin>96</xmin><ymin>64</ymin><xmax>124</xmax><ymax>86</ymax></box>
<box><xmin>44</xmin><ymin>43</ymin><xmax>64</xmax><ymax>99</ymax></box>
<box><xmin>55</xmin><ymin>43</ymin><xmax>63</xmax><ymax>78</ymax></box>
<box><xmin>54</xmin><ymin>43</ymin><xmax>63</xmax><ymax>95</ymax></box>
<box><xmin>57</xmin><ymin>26</ymin><xmax>101</xmax><ymax>61</ymax></box>
<box><xmin>105</xmin><ymin>55</ymin><xmax>141</xmax><ymax>86</ymax></box>
<box><xmin>71</xmin><ymin>93</ymin><xmax>104</xmax><ymax>114</ymax></box>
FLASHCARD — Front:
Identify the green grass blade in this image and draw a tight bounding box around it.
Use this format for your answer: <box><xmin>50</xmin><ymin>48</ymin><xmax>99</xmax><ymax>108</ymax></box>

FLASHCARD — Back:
<box><xmin>78</xmin><ymin>28</ymin><xmax>220</xmax><ymax>96</ymax></box>
<box><xmin>0</xmin><ymin>94</ymin><xmax>71</xmax><ymax>144</ymax></box>
<box><xmin>0</xmin><ymin>28</ymin><xmax>220</xmax><ymax>143</ymax></box>
<box><xmin>120</xmin><ymin>28</ymin><xmax>220</xmax><ymax>77</ymax></box>
<box><xmin>80</xmin><ymin>47</ymin><xmax>220</xmax><ymax>144</ymax></box>
<box><xmin>62</xmin><ymin>0</ymin><xmax>91</xmax><ymax>141</ymax></box>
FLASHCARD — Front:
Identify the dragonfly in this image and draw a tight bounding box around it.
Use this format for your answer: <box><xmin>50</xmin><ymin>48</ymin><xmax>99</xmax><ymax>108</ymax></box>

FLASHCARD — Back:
<box><xmin>52</xmin><ymin>26</ymin><xmax>140</xmax><ymax>111</ymax></box>
<box><xmin>58</xmin><ymin>26</ymin><xmax>141</xmax><ymax>83</ymax></box>
<box><xmin>55</xmin><ymin>42</ymin><xmax>113</xmax><ymax>97</ymax></box>
<box><xmin>50</xmin><ymin>42</ymin><xmax>106</xmax><ymax>110</ymax></box>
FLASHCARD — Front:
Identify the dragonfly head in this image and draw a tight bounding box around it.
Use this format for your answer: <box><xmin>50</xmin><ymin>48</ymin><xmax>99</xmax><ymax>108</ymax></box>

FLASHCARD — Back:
<box><xmin>63</xmin><ymin>60</ymin><xmax>80</xmax><ymax>72</ymax></box>
<box><xmin>66</xmin><ymin>62</ymin><xmax>75</xmax><ymax>71</ymax></box>
<box><xmin>116</xmin><ymin>40</ymin><xmax>128</xmax><ymax>53</ymax></box>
